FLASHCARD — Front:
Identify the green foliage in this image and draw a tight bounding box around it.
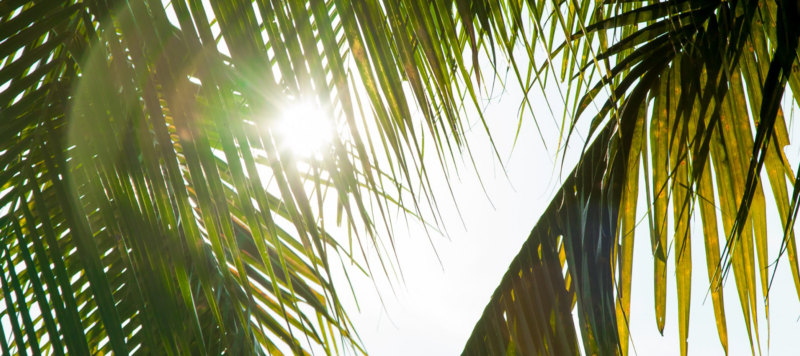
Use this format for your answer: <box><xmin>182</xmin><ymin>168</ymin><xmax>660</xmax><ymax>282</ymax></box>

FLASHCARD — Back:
<box><xmin>463</xmin><ymin>0</ymin><xmax>800</xmax><ymax>355</ymax></box>
<box><xmin>0</xmin><ymin>0</ymin><xmax>499</xmax><ymax>354</ymax></box>
<box><xmin>2</xmin><ymin>0</ymin><xmax>800</xmax><ymax>355</ymax></box>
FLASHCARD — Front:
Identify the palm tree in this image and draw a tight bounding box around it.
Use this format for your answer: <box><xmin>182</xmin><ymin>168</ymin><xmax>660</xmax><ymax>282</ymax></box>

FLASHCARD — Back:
<box><xmin>0</xmin><ymin>0</ymin><xmax>798</xmax><ymax>355</ymax></box>
<box><xmin>462</xmin><ymin>1</ymin><xmax>800</xmax><ymax>355</ymax></box>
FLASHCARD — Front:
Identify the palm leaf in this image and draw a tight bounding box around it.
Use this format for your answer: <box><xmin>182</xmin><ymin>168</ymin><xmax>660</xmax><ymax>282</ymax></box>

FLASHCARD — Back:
<box><xmin>0</xmin><ymin>0</ymin><xmax>523</xmax><ymax>354</ymax></box>
<box><xmin>464</xmin><ymin>0</ymin><xmax>800</xmax><ymax>355</ymax></box>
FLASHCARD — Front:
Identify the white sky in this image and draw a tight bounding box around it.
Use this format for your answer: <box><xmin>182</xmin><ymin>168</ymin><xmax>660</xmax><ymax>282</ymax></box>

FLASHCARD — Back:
<box><xmin>132</xmin><ymin>3</ymin><xmax>800</xmax><ymax>354</ymax></box>
<box><xmin>156</xmin><ymin>2</ymin><xmax>800</xmax><ymax>352</ymax></box>
<box><xmin>334</xmin><ymin>49</ymin><xmax>800</xmax><ymax>356</ymax></box>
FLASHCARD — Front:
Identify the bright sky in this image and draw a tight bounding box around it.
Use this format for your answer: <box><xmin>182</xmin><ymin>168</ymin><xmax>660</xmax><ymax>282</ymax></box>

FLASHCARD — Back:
<box><xmin>154</xmin><ymin>2</ymin><xmax>800</xmax><ymax>353</ymax></box>
<box><xmin>130</xmin><ymin>2</ymin><xmax>800</xmax><ymax>354</ymax></box>
<box><xmin>333</xmin><ymin>48</ymin><xmax>800</xmax><ymax>356</ymax></box>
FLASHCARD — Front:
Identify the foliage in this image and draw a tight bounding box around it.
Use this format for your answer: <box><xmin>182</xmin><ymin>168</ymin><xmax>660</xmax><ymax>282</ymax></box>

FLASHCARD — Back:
<box><xmin>463</xmin><ymin>0</ymin><xmax>800</xmax><ymax>355</ymax></box>
<box><xmin>0</xmin><ymin>0</ymin><xmax>498</xmax><ymax>354</ymax></box>
<box><xmin>2</xmin><ymin>0</ymin><xmax>800</xmax><ymax>355</ymax></box>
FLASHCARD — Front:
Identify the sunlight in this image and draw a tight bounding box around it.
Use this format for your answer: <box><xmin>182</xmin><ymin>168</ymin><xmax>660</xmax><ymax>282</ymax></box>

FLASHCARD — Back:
<box><xmin>276</xmin><ymin>102</ymin><xmax>333</xmax><ymax>159</ymax></box>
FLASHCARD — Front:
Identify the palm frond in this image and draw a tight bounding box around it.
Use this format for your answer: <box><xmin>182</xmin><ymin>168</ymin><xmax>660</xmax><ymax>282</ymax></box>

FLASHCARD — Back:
<box><xmin>0</xmin><ymin>0</ymin><xmax>521</xmax><ymax>354</ymax></box>
<box><xmin>464</xmin><ymin>0</ymin><xmax>800</xmax><ymax>354</ymax></box>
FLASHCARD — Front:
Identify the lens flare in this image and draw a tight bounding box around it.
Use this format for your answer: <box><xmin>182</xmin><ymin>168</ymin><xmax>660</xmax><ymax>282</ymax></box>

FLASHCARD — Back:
<box><xmin>276</xmin><ymin>103</ymin><xmax>332</xmax><ymax>159</ymax></box>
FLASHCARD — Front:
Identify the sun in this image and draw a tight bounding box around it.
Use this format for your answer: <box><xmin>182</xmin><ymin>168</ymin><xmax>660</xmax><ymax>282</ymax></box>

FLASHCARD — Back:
<box><xmin>276</xmin><ymin>102</ymin><xmax>333</xmax><ymax>159</ymax></box>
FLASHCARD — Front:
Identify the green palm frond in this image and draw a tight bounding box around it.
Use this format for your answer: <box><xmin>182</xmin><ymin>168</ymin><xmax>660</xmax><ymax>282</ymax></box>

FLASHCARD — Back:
<box><xmin>463</xmin><ymin>0</ymin><xmax>800</xmax><ymax>355</ymax></box>
<box><xmin>0</xmin><ymin>0</ymin><xmax>524</xmax><ymax>354</ymax></box>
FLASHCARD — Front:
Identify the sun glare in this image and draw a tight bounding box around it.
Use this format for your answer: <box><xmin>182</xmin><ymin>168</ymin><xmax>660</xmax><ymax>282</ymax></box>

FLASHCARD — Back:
<box><xmin>277</xmin><ymin>103</ymin><xmax>333</xmax><ymax>159</ymax></box>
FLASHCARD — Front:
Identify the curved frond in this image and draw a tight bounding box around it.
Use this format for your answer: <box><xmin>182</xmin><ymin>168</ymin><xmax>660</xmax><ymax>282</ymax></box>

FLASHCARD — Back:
<box><xmin>464</xmin><ymin>0</ymin><xmax>800</xmax><ymax>355</ymax></box>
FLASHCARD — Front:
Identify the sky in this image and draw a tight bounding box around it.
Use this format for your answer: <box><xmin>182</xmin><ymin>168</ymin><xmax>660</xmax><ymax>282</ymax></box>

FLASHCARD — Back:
<box><xmin>124</xmin><ymin>2</ymin><xmax>800</xmax><ymax>354</ymax></box>
<box><xmin>157</xmin><ymin>1</ymin><xmax>800</xmax><ymax>352</ymax></box>
<box><xmin>332</xmin><ymin>48</ymin><xmax>800</xmax><ymax>356</ymax></box>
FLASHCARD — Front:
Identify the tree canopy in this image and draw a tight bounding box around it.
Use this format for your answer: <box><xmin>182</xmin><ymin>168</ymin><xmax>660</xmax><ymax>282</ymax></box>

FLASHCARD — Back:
<box><xmin>0</xmin><ymin>0</ymin><xmax>799</xmax><ymax>355</ymax></box>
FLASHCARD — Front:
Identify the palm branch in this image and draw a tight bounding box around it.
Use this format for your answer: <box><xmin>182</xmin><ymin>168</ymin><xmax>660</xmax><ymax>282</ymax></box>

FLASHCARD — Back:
<box><xmin>0</xmin><ymin>0</ymin><xmax>508</xmax><ymax>354</ymax></box>
<box><xmin>463</xmin><ymin>0</ymin><xmax>800</xmax><ymax>355</ymax></box>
